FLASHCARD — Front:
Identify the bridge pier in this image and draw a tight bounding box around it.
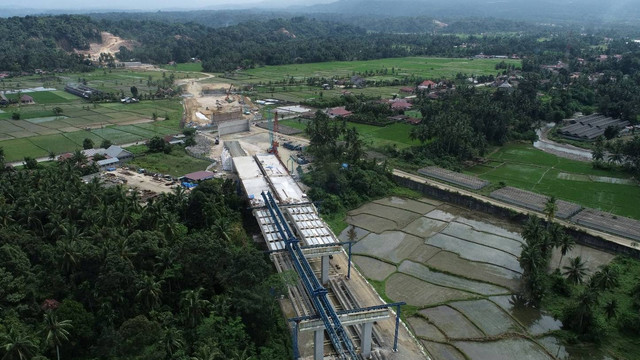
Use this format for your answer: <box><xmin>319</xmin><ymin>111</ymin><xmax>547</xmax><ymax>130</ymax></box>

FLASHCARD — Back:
<box><xmin>361</xmin><ymin>322</ymin><xmax>374</xmax><ymax>358</ymax></box>
<box><xmin>314</xmin><ymin>329</ymin><xmax>324</xmax><ymax>360</ymax></box>
<box><xmin>321</xmin><ymin>255</ymin><xmax>330</xmax><ymax>285</ymax></box>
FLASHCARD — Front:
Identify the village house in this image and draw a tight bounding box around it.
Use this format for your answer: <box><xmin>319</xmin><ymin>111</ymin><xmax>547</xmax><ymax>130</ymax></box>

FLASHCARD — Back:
<box><xmin>326</xmin><ymin>106</ymin><xmax>352</xmax><ymax>118</ymax></box>
<box><xmin>417</xmin><ymin>80</ymin><xmax>437</xmax><ymax>91</ymax></box>
<box><xmin>20</xmin><ymin>95</ymin><xmax>34</xmax><ymax>104</ymax></box>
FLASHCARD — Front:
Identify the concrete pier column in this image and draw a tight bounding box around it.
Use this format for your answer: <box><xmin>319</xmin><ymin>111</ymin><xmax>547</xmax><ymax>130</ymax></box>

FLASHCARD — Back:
<box><xmin>361</xmin><ymin>322</ymin><xmax>373</xmax><ymax>358</ymax></box>
<box><xmin>314</xmin><ymin>329</ymin><xmax>324</xmax><ymax>360</ymax></box>
<box><xmin>321</xmin><ymin>255</ymin><xmax>330</xmax><ymax>285</ymax></box>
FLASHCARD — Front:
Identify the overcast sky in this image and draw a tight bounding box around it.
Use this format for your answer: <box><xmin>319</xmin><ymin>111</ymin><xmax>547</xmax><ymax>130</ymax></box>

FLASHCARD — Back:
<box><xmin>10</xmin><ymin>0</ymin><xmax>334</xmax><ymax>10</ymax></box>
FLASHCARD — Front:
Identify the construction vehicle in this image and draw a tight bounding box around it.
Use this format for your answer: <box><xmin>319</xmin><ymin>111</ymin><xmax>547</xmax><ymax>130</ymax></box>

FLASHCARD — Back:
<box><xmin>225</xmin><ymin>84</ymin><xmax>234</xmax><ymax>103</ymax></box>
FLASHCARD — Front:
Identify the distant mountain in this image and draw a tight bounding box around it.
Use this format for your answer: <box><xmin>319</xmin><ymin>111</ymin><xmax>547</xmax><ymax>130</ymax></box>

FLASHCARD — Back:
<box><xmin>295</xmin><ymin>0</ymin><xmax>640</xmax><ymax>24</ymax></box>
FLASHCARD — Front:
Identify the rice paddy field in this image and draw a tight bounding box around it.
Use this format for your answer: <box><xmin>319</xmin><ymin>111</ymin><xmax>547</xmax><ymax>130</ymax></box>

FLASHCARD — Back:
<box><xmin>467</xmin><ymin>143</ymin><xmax>640</xmax><ymax>220</ymax></box>
<box><xmin>0</xmin><ymin>68</ymin><xmax>209</xmax><ymax>161</ymax></box>
<box><xmin>0</xmin><ymin>99</ymin><xmax>182</xmax><ymax>161</ymax></box>
<box><xmin>204</xmin><ymin>56</ymin><xmax>519</xmax><ymax>103</ymax></box>
<box><xmin>339</xmin><ymin>196</ymin><xmax>620</xmax><ymax>360</ymax></box>
<box><xmin>230</xmin><ymin>57</ymin><xmax>521</xmax><ymax>83</ymax></box>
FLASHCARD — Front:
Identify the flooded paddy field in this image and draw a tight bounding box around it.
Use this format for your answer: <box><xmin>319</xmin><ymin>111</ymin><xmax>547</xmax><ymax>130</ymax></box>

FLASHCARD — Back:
<box><xmin>340</xmin><ymin>196</ymin><xmax>618</xmax><ymax>360</ymax></box>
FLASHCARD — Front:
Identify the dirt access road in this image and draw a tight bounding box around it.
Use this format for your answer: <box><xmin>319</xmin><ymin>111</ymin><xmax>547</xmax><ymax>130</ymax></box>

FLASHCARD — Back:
<box><xmin>75</xmin><ymin>32</ymin><xmax>138</xmax><ymax>62</ymax></box>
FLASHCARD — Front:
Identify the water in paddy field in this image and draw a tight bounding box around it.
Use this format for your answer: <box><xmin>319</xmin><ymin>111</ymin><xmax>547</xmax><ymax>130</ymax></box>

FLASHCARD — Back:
<box><xmin>345</xmin><ymin>196</ymin><xmax>617</xmax><ymax>360</ymax></box>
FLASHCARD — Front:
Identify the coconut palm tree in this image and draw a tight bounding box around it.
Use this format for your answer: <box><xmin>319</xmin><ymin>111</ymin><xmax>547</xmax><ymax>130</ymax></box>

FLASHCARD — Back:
<box><xmin>135</xmin><ymin>275</ymin><xmax>164</xmax><ymax>311</ymax></box>
<box><xmin>563</xmin><ymin>256</ymin><xmax>588</xmax><ymax>285</ymax></box>
<box><xmin>181</xmin><ymin>288</ymin><xmax>210</xmax><ymax>328</ymax></box>
<box><xmin>57</xmin><ymin>238</ymin><xmax>80</xmax><ymax>274</ymax></box>
<box><xmin>544</xmin><ymin>196</ymin><xmax>557</xmax><ymax>223</ymax></box>
<box><xmin>573</xmin><ymin>289</ymin><xmax>598</xmax><ymax>331</ymax></box>
<box><xmin>591</xmin><ymin>264</ymin><xmax>619</xmax><ymax>291</ymax></box>
<box><xmin>0</xmin><ymin>326</ymin><xmax>39</xmax><ymax>360</ymax></box>
<box><xmin>603</xmin><ymin>299</ymin><xmax>618</xmax><ymax>320</ymax></box>
<box><xmin>163</xmin><ymin>327</ymin><xmax>185</xmax><ymax>357</ymax></box>
<box><xmin>557</xmin><ymin>233</ymin><xmax>575</xmax><ymax>268</ymax></box>
<box><xmin>190</xmin><ymin>344</ymin><xmax>222</xmax><ymax>360</ymax></box>
<box><xmin>42</xmin><ymin>312</ymin><xmax>72</xmax><ymax>360</ymax></box>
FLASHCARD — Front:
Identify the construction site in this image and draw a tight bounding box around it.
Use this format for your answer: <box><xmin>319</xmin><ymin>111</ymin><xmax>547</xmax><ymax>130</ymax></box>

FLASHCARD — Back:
<box><xmin>228</xmin><ymin>148</ymin><xmax>425</xmax><ymax>359</ymax></box>
<box><xmin>174</xmin><ymin>71</ymin><xmax>424</xmax><ymax>358</ymax></box>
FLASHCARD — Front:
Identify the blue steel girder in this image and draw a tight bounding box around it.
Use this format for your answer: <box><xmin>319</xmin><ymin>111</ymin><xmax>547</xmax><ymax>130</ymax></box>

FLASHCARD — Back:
<box><xmin>261</xmin><ymin>192</ymin><xmax>357</xmax><ymax>359</ymax></box>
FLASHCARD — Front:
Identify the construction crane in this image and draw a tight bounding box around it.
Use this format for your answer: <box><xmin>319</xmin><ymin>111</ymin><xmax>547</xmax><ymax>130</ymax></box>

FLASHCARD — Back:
<box><xmin>267</xmin><ymin>110</ymin><xmax>279</xmax><ymax>154</ymax></box>
<box><xmin>225</xmin><ymin>84</ymin><xmax>234</xmax><ymax>103</ymax></box>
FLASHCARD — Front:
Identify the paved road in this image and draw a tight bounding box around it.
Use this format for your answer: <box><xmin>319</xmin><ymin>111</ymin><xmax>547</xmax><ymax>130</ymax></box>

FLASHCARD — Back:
<box><xmin>534</xmin><ymin>124</ymin><xmax>593</xmax><ymax>162</ymax></box>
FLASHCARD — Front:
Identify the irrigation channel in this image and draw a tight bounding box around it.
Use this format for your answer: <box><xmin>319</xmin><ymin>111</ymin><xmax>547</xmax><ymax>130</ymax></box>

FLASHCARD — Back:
<box><xmin>339</xmin><ymin>196</ymin><xmax>616</xmax><ymax>360</ymax></box>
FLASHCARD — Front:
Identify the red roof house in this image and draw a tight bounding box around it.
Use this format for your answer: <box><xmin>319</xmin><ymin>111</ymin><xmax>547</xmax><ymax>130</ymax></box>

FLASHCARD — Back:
<box><xmin>418</xmin><ymin>80</ymin><xmax>437</xmax><ymax>90</ymax></box>
<box><xmin>327</xmin><ymin>107</ymin><xmax>352</xmax><ymax>118</ymax></box>
<box><xmin>391</xmin><ymin>100</ymin><xmax>412</xmax><ymax>111</ymax></box>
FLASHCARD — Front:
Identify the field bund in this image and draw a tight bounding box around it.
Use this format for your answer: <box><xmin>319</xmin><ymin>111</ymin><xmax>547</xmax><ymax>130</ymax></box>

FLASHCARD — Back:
<box><xmin>341</xmin><ymin>195</ymin><xmax>615</xmax><ymax>360</ymax></box>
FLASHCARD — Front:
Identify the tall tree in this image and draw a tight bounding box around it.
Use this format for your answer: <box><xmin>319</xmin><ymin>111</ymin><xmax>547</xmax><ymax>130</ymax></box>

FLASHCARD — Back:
<box><xmin>563</xmin><ymin>256</ymin><xmax>588</xmax><ymax>285</ymax></box>
<box><xmin>42</xmin><ymin>312</ymin><xmax>72</xmax><ymax>360</ymax></box>
<box><xmin>0</xmin><ymin>326</ymin><xmax>39</xmax><ymax>360</ymax></box>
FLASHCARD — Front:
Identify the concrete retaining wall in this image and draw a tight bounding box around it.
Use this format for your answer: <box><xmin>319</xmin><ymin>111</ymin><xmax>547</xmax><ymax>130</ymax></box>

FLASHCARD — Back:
<box><xmin>218</xmin><ymin>119</ymin><xmax>250</xmax><ymax>136</ymax></box>
<box><xmin>393</xmin><ymin>174</ymin><xmax>640</xmax><ymax>259</ymax></box>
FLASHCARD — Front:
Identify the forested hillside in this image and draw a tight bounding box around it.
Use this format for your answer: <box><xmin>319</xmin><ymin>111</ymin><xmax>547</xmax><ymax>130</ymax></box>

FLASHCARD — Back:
<box><xmin>0</xmin><ymin>162</ymin><xmax>291</xmax><ymax>359</ymax></box>
<box><xmin>0</xmin><ymin>14</ymin><xmax>621</xmax><ymax>72</ymax></box>
<box><xmin>0</xmin><ymin>15</ymin><xmax>100</xmax><ymax>72</ymax></box>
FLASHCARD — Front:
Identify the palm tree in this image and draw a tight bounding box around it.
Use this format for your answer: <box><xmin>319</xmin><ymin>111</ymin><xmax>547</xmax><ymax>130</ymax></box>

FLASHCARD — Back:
<box><xmin>135</xmin><ymin>275</ymin><xmax>164</xmax><ymax>311</ymax></box>
<box><xmin>181</xmin><ymin>288</ymin><xmax>210</xmax><ymax>328</ymax></box>
<box><xmin>591</xmin><ymin>264</ymin><xmax>619</xmax><ymax>291</ymax></box>
<box><xmin>0</xmin><ymin>326</ymin><xmax>39</xmax><ymax>360</ymax></box>
<box><xmin>190</xmin><ymin>344</ymin><xmax>222</xmax><ymax>360</ymax></box>
<box><xmin>42</xmin><ymin>312</ymin><xmax>72</xmax><ymax>360</ymax></box>
<box><xmin>603</xmin><ymin>299</ymin><xmax>618</xmax><ymax>320</ymax></box>
<box><xmin>544</xmin><ymin>196</ymin><xmax>557</xmax><ymax>223</ymax></box>
<box><xmin>57</xmin><ymin>238</ymin><xmax>80</xmax><ymax>274</ymax></box>
<box><xmin>163</xmin><ymin>327</ymin><xmax>185</xmax><ymax>357</ymax></box>
<box><xmin>563</xmin><ymin>256</ymin><xmax>588</xmax><ymax>285</ymax></box>
<box><xmin>573</xmin><ymin>289</ymin><xmax>598</xmax><ymax>331</ymax></box>
<box><xmin>557</xmin><ymin>233</ymin><xmax>575</xmax><ymax>268</ymax></box>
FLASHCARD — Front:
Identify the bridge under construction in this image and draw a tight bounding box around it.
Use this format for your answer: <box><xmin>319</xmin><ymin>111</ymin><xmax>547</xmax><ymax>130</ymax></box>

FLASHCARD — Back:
<box><xmin>231</xmin><ymin>153</ymin><xmax>425</xmax><ymax>359</ymax></box>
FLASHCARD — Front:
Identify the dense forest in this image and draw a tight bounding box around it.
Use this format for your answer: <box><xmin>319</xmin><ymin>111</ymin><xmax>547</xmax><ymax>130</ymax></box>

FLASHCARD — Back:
<box><xmin>0</xmin><ymin>153</ymin><xmax>291</xmax><ymax>359</ymax></box>
<box><xmin>1</xmin><ymin>14</ymin><xmax>634</xmax><ymax>72</ymax></box>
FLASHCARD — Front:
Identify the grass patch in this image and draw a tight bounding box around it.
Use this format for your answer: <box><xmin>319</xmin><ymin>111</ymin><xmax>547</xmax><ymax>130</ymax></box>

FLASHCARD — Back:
<box><xmin>160</xmin><ymin>63</ymin><xmax>204</xmax><ymax>72</ymax></box>
<box><xmin>322</xmin><ymin>209</ymin><xmax>349</xmax><ymax>235</ymax></box>
<box><xmin>128</xmin><ymin>147</ymin><xmax>212</xmax><ymax>177</ymax></box>
<box><xmin>279</xmin><ymin>119</ymin><xmax>417</xmax><ymax>149</ymax></box>
<box><xmin>241</xmin><ymin>57</ymin><xmax>521</xmax><ymax>83</ymax></box>
<box><xmin>468</xmin><ymin>143</ymin><xmax>640</xmax><ymax>219</ymax></box>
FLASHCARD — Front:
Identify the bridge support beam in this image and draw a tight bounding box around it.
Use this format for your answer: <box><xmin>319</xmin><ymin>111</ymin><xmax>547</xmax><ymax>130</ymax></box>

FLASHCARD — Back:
<box><xmin>361</xmin><ymin>322</ymin><xmax>374</xmax><ymax>358</ymax></box>
<box><xmin>321</xmin><ymin>255</ymin><xmax>330</xmax><ymax>285</ymax></box>
<box><xmin>314</xmin><ymin>329</ymin><xmax>324</xmax><ymax>360</ymax></box>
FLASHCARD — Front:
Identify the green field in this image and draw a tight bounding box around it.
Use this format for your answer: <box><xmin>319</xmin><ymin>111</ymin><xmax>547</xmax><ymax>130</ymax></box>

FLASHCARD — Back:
<box><xmin>0</xmin><ymin>88</ymin><xmax>184</xmax><ymax>161</ymax></box>
<box><xmin>128</xmin><ymin>147</ymin><xmax>212</xmax><ymax>177</ymax></box>
<box><xmin>160</xmin><ymin>63</ymin><xmax>204</xmax><ymax>72</ymax></box>
<box><xmin>467</xmin><ymin>143</ymin><xmax>640</xmax><ymax>219</ymax></box>
<box><xmin>280</xmin><ymin>119</ymin><xmax>418</xmax><ymax>149</ymax></box>
<box><xmin>237</xmin><ymin>57</ymin><xmax>521</xmax><ymax>83</ymax></box>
